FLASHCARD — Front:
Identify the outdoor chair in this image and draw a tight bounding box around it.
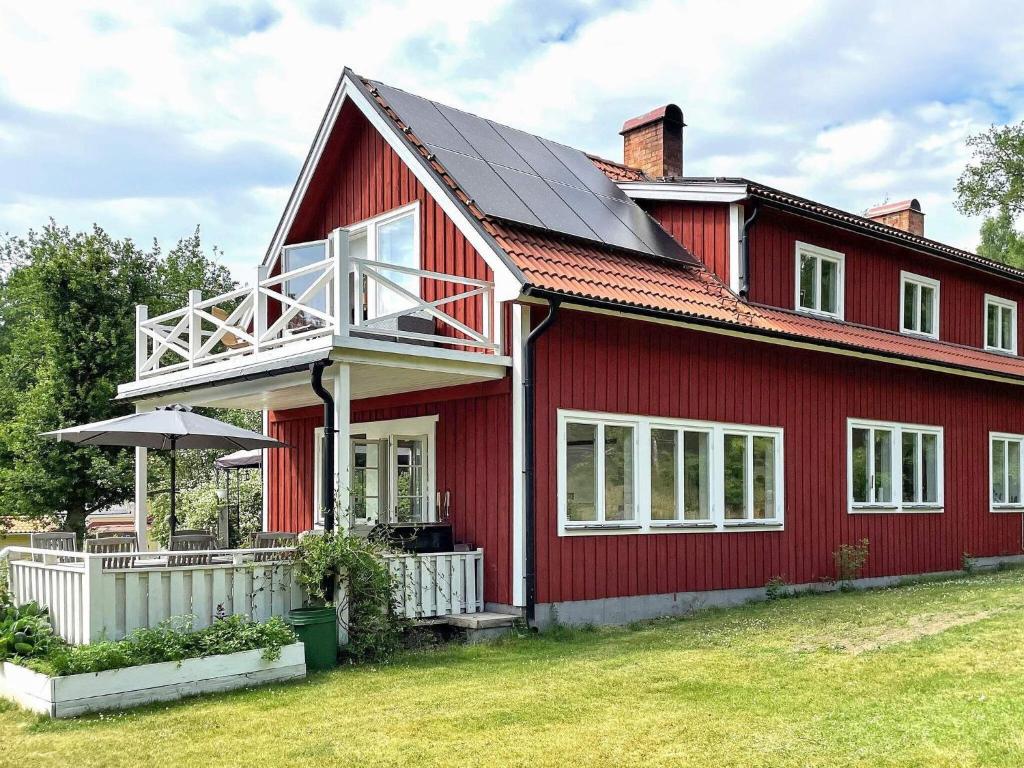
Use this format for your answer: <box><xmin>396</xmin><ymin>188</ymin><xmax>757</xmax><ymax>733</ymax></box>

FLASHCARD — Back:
<box><xmin>210</xmin><ymin>306</ymin><xmax>250</xmax><ymax>351</ymax></box>
<box><xmin>253</xmin><ymin>531</ymin><xmax>297</xmax><ymax>562</ymax></box>
<box><xmin>85</xmin><ymin>535</ymin><xmax>138</xmax><ymax>569</ymax></box>
<box><xmin>168</xmin><ymin>533</ymin><xmax>216</xmax><ymax>566</ymax></box>
<box><xmin>29</xmin><ymin>532</ymin><xmax>78</xmax><ymax>563</ymax></box>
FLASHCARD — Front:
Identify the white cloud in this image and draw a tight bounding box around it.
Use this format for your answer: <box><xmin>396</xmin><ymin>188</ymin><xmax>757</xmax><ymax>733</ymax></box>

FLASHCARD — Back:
<box><xmin>1</xmin><ymin>0</ymin><xmax>1024</xmax><ymax>277</ymax></box>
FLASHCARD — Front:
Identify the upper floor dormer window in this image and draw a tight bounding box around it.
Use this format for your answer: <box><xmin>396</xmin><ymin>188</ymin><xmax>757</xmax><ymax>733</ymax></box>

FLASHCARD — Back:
<box><xmin>900</xmin><ymin>271</ymin><xmax>939</xmax><ymax>339</ymax></box>
<box><xmin>795</xmin><ymin>242</ymin><xmax>844</xmax><ymax>320</ymax></box>
<box><xmin>984</xmin><ymin>294</ymin><xmax>1017</xmax><ymax>355</ymax></box>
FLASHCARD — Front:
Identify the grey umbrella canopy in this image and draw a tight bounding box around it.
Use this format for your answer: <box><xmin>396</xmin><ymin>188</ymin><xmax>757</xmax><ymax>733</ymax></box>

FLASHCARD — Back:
<box><xmin>42</xmin><ymin>405</ymin><xmax>286</xmax><ymax>537</ymax></box>
<box><xmin>215</xmin><ymin>449</ymin><xmax>262</xmax><ymax>470</ymax></box>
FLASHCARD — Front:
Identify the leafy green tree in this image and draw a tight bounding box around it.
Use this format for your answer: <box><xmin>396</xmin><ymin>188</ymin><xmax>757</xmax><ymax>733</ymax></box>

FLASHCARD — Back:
<box><xmin>976</xmin><ymin>206</ymin><xmax>1024</xmax><ymax>269</ymax></box>
<box><xmin>0</xmin><ymin>223</ymin><xmax>247</xmax><ymax>537</ymax></box>
<box><xmin>956</xmin><ymin>123</ymin><xmax>1024</xmax><ymax>217</ymax></box>
<box><xmin>956</xmin><ymin>122</ymin><xmax>1024</xmax><ymax>267</ymax></box>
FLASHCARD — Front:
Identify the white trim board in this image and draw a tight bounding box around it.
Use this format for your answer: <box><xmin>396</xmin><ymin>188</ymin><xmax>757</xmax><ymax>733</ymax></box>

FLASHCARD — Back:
<box><xmin>618</xmin><ymin>181</ymin><xmax>748</xmax><ymax>203</ymax></box>
<box><xmin>262</xmin><ymin>70</ymin><xmax>523</xmax><ymax>302</ymax></box>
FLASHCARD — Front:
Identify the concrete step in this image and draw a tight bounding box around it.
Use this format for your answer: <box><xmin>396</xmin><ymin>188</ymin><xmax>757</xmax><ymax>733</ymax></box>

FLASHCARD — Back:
<box><xmin>443</xmin><ymin>612</ymin><xmax>517</xmax><ymax>630</ymax></box>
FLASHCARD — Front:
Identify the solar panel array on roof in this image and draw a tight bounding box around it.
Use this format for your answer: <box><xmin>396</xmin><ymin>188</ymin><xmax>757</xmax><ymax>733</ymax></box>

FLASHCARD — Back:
<box><xmin>370</xmin><ymin>81</ymin><xmax>695</xmax><ymax>264</ymax></box>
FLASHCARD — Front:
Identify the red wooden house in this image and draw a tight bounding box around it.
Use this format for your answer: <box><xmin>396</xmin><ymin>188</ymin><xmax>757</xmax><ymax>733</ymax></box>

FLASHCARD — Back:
<box><xmin>117</xmin><ymin>69</ymin><xmax>1024</xmax><ymax>626</ymax></box>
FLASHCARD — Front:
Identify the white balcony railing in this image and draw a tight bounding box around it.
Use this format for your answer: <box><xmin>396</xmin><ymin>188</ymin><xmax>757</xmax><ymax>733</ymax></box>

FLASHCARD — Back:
<box><xmin>135</xmin><ymin>232</ymin><xmax>499</xmax><ymax>379</ymax></box>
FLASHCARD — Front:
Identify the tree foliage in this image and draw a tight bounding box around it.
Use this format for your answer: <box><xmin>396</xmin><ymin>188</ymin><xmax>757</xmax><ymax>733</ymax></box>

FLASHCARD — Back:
<box><xmin>955</xmin><ymin>123</ymin><xmax>1024</xmax><ymax>218</ymax></box>
<box><xmin>0</xmin><ymin>223</ymin><xmax>243</xmax><ymax>536</ymax></box>
<box><xmin>976</xmin><ymin>206</ymin><xmax>1024</xmax><ymax>269</ymax></box>
<box><xmin>956</xmin><ymin>122</ymin><xmax>1024</xmax><ymax>268</ymax></box>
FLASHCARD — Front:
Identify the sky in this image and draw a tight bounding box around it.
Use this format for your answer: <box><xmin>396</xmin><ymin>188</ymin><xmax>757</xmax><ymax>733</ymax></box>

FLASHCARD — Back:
<box><xmin>2</xmin><ymin>0</ymin><xmax>1023</xmax><ymax>283</ymax></box>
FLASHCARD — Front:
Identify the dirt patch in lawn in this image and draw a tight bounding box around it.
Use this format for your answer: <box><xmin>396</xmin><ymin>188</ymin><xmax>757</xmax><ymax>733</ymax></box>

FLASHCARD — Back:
<box><xmin>795</xmin><ymin>608</ymin><xmax>1004</xmax><ymax>654</ymax></box>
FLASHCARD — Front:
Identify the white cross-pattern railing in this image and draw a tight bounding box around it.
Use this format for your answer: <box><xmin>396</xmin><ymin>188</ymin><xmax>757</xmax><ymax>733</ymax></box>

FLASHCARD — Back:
<box><xmin>134</xmin><ymin>229</ymin><xmax>499</xmax><ymax>379</ymax></box>
<box><xmin>351</xmin><ymin>258</ymin><xmax>496</xmax><ymax>351</ymax></box>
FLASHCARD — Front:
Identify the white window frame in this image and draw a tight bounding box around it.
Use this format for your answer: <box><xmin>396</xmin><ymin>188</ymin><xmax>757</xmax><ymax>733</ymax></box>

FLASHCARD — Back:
<box><xmin>899</xmin><ymin>271</ymin><xmax>940</xmax><ymax>340</ymax></box>
<box><xmin>989</xmin><ymin>432</ymin><xmax>1024</xmax><ymax>511</ymax></box>
<box><xmin>314</xmin><ymin>415</ymin><xmax>438</xmax><ymax>528</ymax></box>
<box><xmin>557</xmin><ymin>410</ymin><xmax>785</xmax><ymax>536</ymax></box>
<box><xmin>794</xmin><ymin>241</ymin><xmax>845</xmax><ymax>320</ymax></box>
<box><xmin>345</xmin><ymin>201</ymin><xmax>421</xmax><ymax>321</ymax></box>
<box><xmin>984</xmin><ymin>294</ymin><xmax>1017</xmax><ymax>355</ymax></box>
<box><xmin>846</xmin><ymin>418</ymin><xmax>944</xmax><ymax>514</ymax></box>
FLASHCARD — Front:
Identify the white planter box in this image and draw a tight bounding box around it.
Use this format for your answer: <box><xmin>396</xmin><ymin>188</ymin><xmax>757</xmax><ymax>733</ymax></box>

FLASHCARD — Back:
<box><xmin>0</xmin><ymin>642</ymin><xmax>305</xmax><ymax>718</ymax></box>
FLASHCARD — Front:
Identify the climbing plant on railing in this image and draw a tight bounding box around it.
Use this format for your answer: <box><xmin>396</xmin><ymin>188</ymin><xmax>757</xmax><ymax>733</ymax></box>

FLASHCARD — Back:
<box><xmin>295</xmin><ymin>532</ymin><xmax>407</xmax><ymax>662</ymax></box>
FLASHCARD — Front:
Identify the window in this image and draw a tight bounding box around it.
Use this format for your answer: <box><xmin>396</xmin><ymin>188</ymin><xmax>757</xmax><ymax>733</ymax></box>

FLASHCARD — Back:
<box><xmin>281</xmin><ymin>239</ymin><xmax>330</xmax><ymax>331</ymax></box>
<box><xmin>795</xmin><ymin>242</ymin><xmax>844</xmax><ymax>319</ymax></box>
<box><xmin>345</xmin><ymin>203</ymin><xmax>420</xmax><ymax>322</ymax></box>
<box><xmin>848</xmin><ymin>419</ymin><xmax>943</xmax><ymax>513</ymax></box>
<box><xmin>564</xmin><ymin>418</ymin><xmax>637</xmax><ymax>525</ymax></box>
<box><xmin>990</xmin><ymin>433</ymin><xmax>1024</xmax><ymax>510</ymax></box>
<box><xmin>900</xmin><ymin>272</ymin><xmax>939</xmax><ymax>339</ymax></box>
<box><xmin>558</xmin><ymin>410</ymin><xmax>783</xmax><ymax>534</ymax></box>
<box><xmin>315</xmin><ymin>415</ymin><xmax>437</xmax><ymax>528</ymax></box>
<box><xmin>984</xmin><ymin>294</ymin><xmax>1017</xmax><ymax>354</ymax></box>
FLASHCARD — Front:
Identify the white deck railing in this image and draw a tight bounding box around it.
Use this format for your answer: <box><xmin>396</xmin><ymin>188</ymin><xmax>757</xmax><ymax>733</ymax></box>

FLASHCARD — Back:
<box><xmin>3</xmin><ymin>546</ymin><xmax>485</xmax><ymax>642</ymax></box>
<box><xmin>3</xmin><ymin>547</ymin><xmax>302</xmax><ymax>644</ymax></box>
<box><xmin>384</xmin><ymin>549</ymin><xmax>484</xmax><ymax>619</ymax></box>
<box><xmin>135</xmin><ymin>233</ymin><xmax>499</xmax><ymax>379</ymax></box>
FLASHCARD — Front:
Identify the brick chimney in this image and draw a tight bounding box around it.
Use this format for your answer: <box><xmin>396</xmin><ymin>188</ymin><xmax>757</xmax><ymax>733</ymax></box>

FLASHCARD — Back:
<box><xmin>620</xmin><ymin>104</ymin><xmax>684</xmax><ymax>179</ymax></box>
<box><xmin>865</xmin><ymin>199</ymin><xmax>925</xmax><ymax>237</ymax></box>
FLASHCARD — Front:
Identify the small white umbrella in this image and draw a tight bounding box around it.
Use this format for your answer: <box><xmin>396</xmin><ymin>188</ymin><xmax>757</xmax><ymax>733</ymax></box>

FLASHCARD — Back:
<box><xmin>42</xmin><ymin>405</ymin><xmax>286</xmax><ymax>536</ymax></box>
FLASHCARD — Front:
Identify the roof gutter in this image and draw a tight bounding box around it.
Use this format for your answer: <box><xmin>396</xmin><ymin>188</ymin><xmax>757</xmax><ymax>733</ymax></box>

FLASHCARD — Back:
<box><xmin>521</xmin><ymin>288</ymin><xmax>1024</xmax><ymax>386</ymax></box>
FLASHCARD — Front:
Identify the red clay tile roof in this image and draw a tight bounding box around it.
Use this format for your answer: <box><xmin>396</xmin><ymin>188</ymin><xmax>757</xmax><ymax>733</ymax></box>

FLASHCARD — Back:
<box><xmin>0</xmin><ymin>517</ymin><xmax>59</xmax><ymax>535</ymax></box>
<box><xmin>586</xmin><ymin>154</ymin><xmax>647</xmax><ymax>182</ymax></box>
<box><xmin>493</xmin><ymin>222</ymin><xmax>1024</xmax><ymax>381</ymax></box>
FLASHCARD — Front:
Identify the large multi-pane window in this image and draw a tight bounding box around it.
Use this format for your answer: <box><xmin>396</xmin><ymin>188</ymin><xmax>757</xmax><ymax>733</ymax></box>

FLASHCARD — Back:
<box><xmin>346</xmin><ymin>203</ymin><xmax>420</xmax><ymax>323</ymax></box>
<box><xmin>848</xmin><ymin>419</ymin><xmax>943</xmax><ymax>512</ymax></box>
<box><xmin>900</xmin><ymin>271</ymin><xmax>940</xmax><ymax>339</ymax></box>
<box><xmin>315</xmin><ymin>416</ymin><xmax>437</xmax><ymax>529</ymax></box>
<box><xmin>990</xmin><ymin>433</ymin><xmax>1024</xmax><ymax>510</ymax></box>
<box><xmin>984</xmin><ymin>294</ymin><xmax>1017</xmax><ymax>354</ymax></box>
<box><xmin>795</xmin><ymin>242</ymin><xmax>844</xmax><ymax>319</ymax></box>
<box><xmin>559</xmin><ymin>411</ymin><xmax>783</xmax><ymax>534</ymax></box>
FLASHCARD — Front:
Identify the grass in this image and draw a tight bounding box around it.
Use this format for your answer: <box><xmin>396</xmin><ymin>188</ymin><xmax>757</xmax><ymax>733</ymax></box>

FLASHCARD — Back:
<box><xmin>5</xmin><ymin>570</ymin><xmax>1024</xmax><ymax>767</ymax></box>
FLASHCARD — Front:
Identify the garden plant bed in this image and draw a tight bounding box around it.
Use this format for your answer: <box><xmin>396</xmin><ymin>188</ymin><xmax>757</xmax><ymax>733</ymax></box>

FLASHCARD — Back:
<box><xmin>0</xmin><ymin>642</ymin><xmax>305</xmax><ymax>718</ymax></box>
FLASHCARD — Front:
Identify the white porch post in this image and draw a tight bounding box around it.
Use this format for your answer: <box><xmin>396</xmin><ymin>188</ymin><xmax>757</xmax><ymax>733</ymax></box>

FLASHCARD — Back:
<box><xmin>332</xmin><ymin>228</ymin><xmax>350</xmax><ymax>339</ymax></box>
<box><xmin>134</xmin><ymin>404</ymin><xmax>151</xmax><ymax>550</ymax></box>
<box><xmin>333</xmin><ymin>362</ymin><xmax>351</xmax><ymax>531</ymax></box>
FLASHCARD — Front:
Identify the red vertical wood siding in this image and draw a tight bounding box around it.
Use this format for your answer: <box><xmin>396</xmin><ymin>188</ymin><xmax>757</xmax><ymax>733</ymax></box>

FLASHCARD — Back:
<box><xmin>266</xmin><ymin>380</ymin><xmax>513</xmax><ymax>606</ymax></box>
<box><xmin>284</xmin><ymin>101</ymin><xmax>493</xmax><ymax>345</ymax></box>
<box><xmin>645</xmin><ymin>200</ymin><xmax>731</xmax><ymax>284</ymax></box>
<box><xmin>533</xmin><ymin>307</ymin><xmax>1024</xmax><ymax>604</ymax></box>
<box><xmin>747</xmin><ymin>208</ymin><xmax>1024</xmax><ymax>350</ymax></box>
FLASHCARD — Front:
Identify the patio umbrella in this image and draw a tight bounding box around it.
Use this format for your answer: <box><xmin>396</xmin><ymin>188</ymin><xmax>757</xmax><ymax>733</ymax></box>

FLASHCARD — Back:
<box><xmin>214</xmin><ymin>449</ymin><xmax>262</xmax><ymax>470</ymax></box>
<box><xmin>41</xmin><ymin>405</ymin><xmax>286</xmax><ymax>537</ymax></box>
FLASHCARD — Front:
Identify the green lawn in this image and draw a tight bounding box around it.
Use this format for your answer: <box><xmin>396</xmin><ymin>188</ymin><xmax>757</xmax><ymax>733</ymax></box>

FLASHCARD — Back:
<box><xmin>5</xmin><ymin>570</ymin><xmax>1024</xmax><ymax>767</ymax></box>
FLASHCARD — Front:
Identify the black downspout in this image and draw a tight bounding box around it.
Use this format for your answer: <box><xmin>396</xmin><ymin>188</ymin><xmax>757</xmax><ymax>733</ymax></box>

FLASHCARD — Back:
<box><xmin>310</xmin><ymin>359</ymin><xmax>336</xmax><ymax>533</ymax></box>
<box><xmin>739</xmin><ymin>200</ymin><xmax>760</xmax><ymax>299</ymax></box>
<box><xmin>524</xmin><ymin>298</ymin><xmax>560</xmax><ymax>627</ymax></box>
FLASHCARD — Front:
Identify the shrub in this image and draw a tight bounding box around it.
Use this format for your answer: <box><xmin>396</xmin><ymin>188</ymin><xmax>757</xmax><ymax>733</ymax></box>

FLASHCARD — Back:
<box><xmin>765</xmin><ymin>576</ymin><xmax>790</xmax><ymax>600</ymax></box>
<box><xmin>0</xmin><ymin>555</ymin><xmax>9</xmax><ymax>605</ymax></box>
<box><xmin>0</xmin><ymin>601</ymin><xmax>57</xmax><ymax>662</ymax></box>
<box><xmin>296</xmin><ymin>531</ymin><xmax>407</xmax><ymax>662</ymax></box>
<box><xmin>834</xmin><ymin>539</ymin><xmax>870</xmax><ymax>585</ymax></box>
<box><xmin>34</xmin><ymin>614</ymin><xmax>296</xmax><ymax>676</ymax></box>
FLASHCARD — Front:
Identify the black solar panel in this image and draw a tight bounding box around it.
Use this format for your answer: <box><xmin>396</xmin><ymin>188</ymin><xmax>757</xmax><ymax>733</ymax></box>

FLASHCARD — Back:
<box><xmin>371</xmin><ymin>81</ymin><xmax>694</xmax><ymax>263</ymax></box>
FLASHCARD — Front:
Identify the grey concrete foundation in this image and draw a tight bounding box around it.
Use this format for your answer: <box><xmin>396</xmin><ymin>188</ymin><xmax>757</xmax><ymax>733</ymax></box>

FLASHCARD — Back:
<box><xmin>533</xmin><ymin>568</ymin><xmax>972</xmax><ymax>629</ymax></box>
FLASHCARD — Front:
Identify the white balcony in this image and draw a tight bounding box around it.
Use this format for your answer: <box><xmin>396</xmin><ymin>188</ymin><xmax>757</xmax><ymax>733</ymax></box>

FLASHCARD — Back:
<box><xmin>133</xmin><ymin>231</ymin><xmax>501</xmax><ymax>384</ymax></box>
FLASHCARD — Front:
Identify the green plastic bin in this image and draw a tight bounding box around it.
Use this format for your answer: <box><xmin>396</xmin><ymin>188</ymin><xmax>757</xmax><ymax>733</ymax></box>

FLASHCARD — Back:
<box><xmin>287</xmin><ymin>607</ymin><xmax>338</xmax><ymax>671</ymax></box>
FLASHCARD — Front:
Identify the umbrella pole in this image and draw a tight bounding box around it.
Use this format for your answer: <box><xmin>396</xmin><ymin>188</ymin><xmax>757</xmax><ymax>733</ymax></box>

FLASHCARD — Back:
<box><xmin>169</xmin><ymin>438</ymin><xmax>177</xmax><ymax>539</ymax></box>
